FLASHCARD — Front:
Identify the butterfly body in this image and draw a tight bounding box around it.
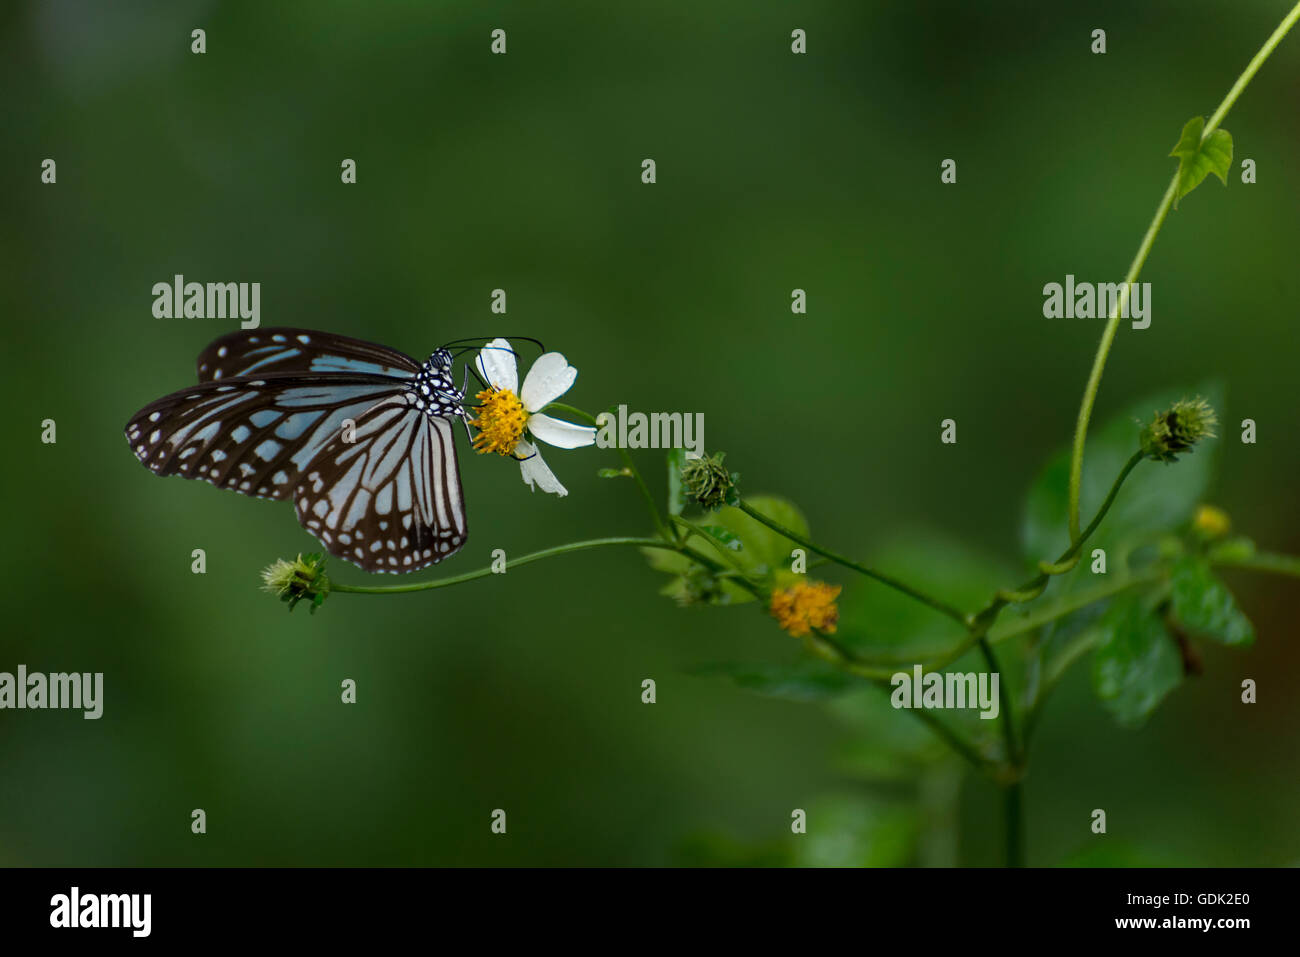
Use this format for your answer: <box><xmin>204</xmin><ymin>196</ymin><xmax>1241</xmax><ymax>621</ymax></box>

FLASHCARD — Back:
<box><xmin>126</xmin><ymin>329</ymin><xmax>470</xmax><ymax>573</ymax></box>
<box><xmin>406</xmin><ymin>349</ymin><xmax>466</xmax><ymax>418</ymax></box>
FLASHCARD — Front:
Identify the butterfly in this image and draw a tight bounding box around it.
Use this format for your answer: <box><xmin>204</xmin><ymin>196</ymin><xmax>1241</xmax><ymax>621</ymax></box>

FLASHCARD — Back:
<box><xmin>125</xmin><ymin>328</ymin><xmax>480</xmax><ymax>573</ymax></box>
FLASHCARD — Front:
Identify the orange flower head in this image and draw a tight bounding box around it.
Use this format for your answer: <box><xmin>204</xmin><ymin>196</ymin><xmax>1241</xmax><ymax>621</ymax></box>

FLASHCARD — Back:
<box><xmin>769</xmin><ymin>581</ymin><xmax>841</xmax><ymax>637</ymax></box>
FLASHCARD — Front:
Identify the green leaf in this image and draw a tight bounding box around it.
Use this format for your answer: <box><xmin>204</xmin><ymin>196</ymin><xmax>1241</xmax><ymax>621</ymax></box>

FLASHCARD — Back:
<box><xmin>596</xmin><ymin>467</ymin><xmax>629</xmax><ymax>479</ymax></box>
<box><xmin>836</xmin><ymin>530</ymin><xmax>1016</xmax><ymax>663</ymax></box>
<box><xmin>1169</xmin><ymin>116</ymin><xmax>1232</xmax><ymax>209</ymax></box>
<box><xmin>692</xmin><ymin>659</ymin><xmax>860</xmax><ymax>701</ymax></box>
<box><xmin>694</xmin><ymin>495</ymin><xmax>809</xmax><ymax>577</ymax></box>
<box><xmin>1091</xmin><ymin>596</ymin><xmax>1182</xmax><ymax>727</ymax></box>
<box><xmin>645</xmin><ymin>495</ymin><xmax>806</xmax><ymax>604</ymax></box>
<box><xmin>1170</xmin><ymin>556</ymin><xmax>1254</xmax><ymax>646</ymax></box>
<box><xmin>642</xmin><ymin>547</ymin><xmax>689</xmax><ymax>575</ymax></box>
<box><xmin>1022</xmin><ymin>382</ymin><xmax>1223</xmax><ymax>563</ymax></box>
<box><xmin>696</xmin><ymin>524</ymin><xmax>743</xmax><ymax>551</ymax></box>
<box><xmin>665</xmin><ymin>448</ymin><xmax>685</xmax><ymax>515</ymax></box>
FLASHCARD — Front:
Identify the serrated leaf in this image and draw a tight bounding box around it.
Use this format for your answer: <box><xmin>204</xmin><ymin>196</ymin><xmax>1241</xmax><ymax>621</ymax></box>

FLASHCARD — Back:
<box><xmin>1091</xmin><ymin>596</ymin><xmax>1182</xmax><ymax>727</ymax></box>
<box><xmin>1170</xmin><ymin>116</ymin><xmax>1232</xmax><ymax>209</ymax></box>
<box><xmin>1022</xmin><ymin>382</ymin><xmax>1223</xmax><ymax>563</ymax></box>
<box><xmin>693</xmin><ymin>659</ymin><xmax>860</xmax><ymax>701</ymax></box>
<box><xmin>665</xmin><ymin>448</ymin><xmax>685</xmax><ymax>515</ymax></box>
<box><xmin>1170</xmin><ymin>556</ymin><xmax>1254</xmax><ymax>645</ymax></box>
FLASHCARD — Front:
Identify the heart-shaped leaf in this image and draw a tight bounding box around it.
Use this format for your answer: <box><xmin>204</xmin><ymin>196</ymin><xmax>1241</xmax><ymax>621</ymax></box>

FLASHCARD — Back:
<box><xmin>1170</xmin><ymin>116</ymin><xmax>1232</xmax><ymax>209</ymax></box>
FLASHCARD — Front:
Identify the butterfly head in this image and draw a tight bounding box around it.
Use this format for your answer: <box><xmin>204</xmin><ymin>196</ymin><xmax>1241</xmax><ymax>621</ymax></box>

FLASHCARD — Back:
<box><xmin>411</xmin><ymin>349</ymin><xmax>467</xmax><ymax>419</ymax></box>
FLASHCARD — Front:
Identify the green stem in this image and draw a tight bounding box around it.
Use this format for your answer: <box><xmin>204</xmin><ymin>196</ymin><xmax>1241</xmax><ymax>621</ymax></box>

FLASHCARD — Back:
<box><xmin>987</xmin><ymin>566</ymin><xmax>1162</xmax><ymax>645</ymax></box>
<box><xmin>1066</xmin><ymin>183</ymin><xmax>1173</xmax><ymax>541</ymax></box>
<box><xmin>839</xmin><ymin>452</ymin><xmax>1149</xmax><ymax>681</ymax></box>
<box><xmin>680</xmin><ymin>543</ymin><xmax>767</xmax><ymax>601</ymax></box>
<box><xmin>976</xmin><ymin>635</ymin><xmax>1024</xmax><ymax>867</ymax></box>
<box><xmin>331</xmin><ymin>536</ymin><xmax>671</xmax><ymax>594</ymax></box>
<box><xmin>545</xmin><ymin>401</ymin><xmax>674</xmax><ymax>543</ymax></box>
<box><xmin>1206</xmin><ymin>2</ymin><xmax>1300</xmax><ymax>136</ymax></box>
<box><xmin>1023</xmin><ymin>580</ymin><xmax>1172</xmax><ymax>745</ymax></box>
<box><xmin>810</xmin><ymin>633</ymin><xmax>996</xmax><ymax>775</ymax></box>
<box><xmin>979</xmin><ymin>638</ymin><xmax>1020</xmax><ymax>766</ymax></box>
<box><xmin>671</xmin><ymin>515</ymin><xmax>752</xmax><ymax>576</ymax></box>
<box><xmin>1066</xmin><ymin>1</ymin><xmax>1300</xmax><ymax>540</ymax></box>
<box><xmin>831</xmin><ymin>568</ymin><xmax>1158</xmax><ymax>679</ymax></box>
<box><xmin>996</xmin><ymin>451</ymin><xmax>1144</xmax><ymax>606</ymax></box>
<box><xmin>1005</xmin><ymin>780</ymin><xmax>1025</xmax><ymax>868</ymax></box>
<box><xmin>736</xmin><ymin>499</ymin><xmax>969</xmax><ymax>626</ymax></box>
<box><xmin>1212</xmin><ymin>549</ymin><xmax>1300</xmax><ymax>578</ymax></box>
<box><xmin>906</xmin><ymin>703</ymin><xmax>996</xmax><ymax>774</ymax></box>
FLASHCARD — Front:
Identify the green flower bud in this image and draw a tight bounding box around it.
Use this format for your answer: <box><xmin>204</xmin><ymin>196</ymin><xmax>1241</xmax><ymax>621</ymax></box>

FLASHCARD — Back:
<box><xmin>1140</xmin><ymin>397</ymin><xmax>1218</xmax><ymax>463</ymax></box>
<box><xmin>680</xmin><ymin>451</ymin><xmax>740</xmax><ymax>511</ymax></box>
<box><xmin>261</xmin><ymin>552</ymin><xmax>330</xmax><ymax>613</ymax></box>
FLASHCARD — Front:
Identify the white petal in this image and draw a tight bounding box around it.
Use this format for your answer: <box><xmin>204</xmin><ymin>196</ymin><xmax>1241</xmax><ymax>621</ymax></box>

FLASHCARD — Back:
<box><xmin>519</xmin><ymin>352</ymin><xmax>577</xmax><ymax>412</ymax></box>
<box><xmin>527</xmin><ymin>413</ymin><xmax>596</xmax><ymax>449</ymax></box>
<box><xmin>475</xmin><ymin>338</ymin><xmax>518</xmax><ymax>393</ymax></box>
<box><xmin>515</xmin><ymin>440</ymin><xmax>568</xmax><ymax>496</ymax></box>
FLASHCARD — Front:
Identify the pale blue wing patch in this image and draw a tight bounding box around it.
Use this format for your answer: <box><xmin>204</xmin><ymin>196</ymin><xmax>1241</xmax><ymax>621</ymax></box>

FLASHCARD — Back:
<box><xmin>196</xmin><ymin>328</ymin><xmax>420</xmax><ymax>382</ymax></box>
<box><xmin>294</xmin><ymin>400</ymin><xmax>466</xmax><ymax>573</ymax></box>
<box><xmin>125</xmin><ymin>376</ymin><xmax>404</xmax><ymax>502</ymax></box>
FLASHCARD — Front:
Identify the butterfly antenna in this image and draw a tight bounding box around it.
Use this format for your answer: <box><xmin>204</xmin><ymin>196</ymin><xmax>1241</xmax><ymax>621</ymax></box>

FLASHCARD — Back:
<box><xmin>442</xmin><ymin>334</ymin><xmax>546</xmax><ymax>352</ymax></box>
<box><xmin>444</xmin><ymin>335</ymin><xmax>547</xmax><ymax>375</ymax></box>
<box><xmin>451</xmin><ymin>348</ymin><xmax>492</xmax><ymax>391</ymax></box>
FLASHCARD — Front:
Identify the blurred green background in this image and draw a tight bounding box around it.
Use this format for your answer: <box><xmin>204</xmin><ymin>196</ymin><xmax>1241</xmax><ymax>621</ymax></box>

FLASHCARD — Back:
<box><xmin>2</xmin><ymin>0</ymin><xmax>1298</xmax><ymax>866</ymax></box>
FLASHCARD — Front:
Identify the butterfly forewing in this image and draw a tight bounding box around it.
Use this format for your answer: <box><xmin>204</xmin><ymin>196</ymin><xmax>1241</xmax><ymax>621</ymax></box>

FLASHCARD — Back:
<box><xmin>294</xmin><ymin>396</ymin><xmax>467</xmax><ymax>572</ymax></box>
<box><xmin>196</xmin><ymin>328</ymin><xmax>420</xmax><ymax>382</ymax></box>
<box><xmin>128</xmin><ymin>329</ymin><xmax>469</xmax><ymax>574</ymax></box>
<box><xmin>125</xmin><ymin>375</ymin><xmax>407</xmax><ymax>501</ymax></box>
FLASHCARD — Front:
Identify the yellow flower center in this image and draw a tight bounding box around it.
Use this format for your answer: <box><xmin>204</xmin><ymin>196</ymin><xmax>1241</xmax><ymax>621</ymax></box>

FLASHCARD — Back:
<box><xmin>470</xmin><ymin>387</ymin><xmax>529</xmax><ymax>456</ymax></box>
<box><xmin>769</xmin><ymin>581</ymin><xmax>841</xmax><ymax>638</ymax></box>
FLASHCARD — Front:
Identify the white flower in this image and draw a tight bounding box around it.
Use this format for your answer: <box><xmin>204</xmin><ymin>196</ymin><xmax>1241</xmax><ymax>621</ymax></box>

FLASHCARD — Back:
<box><xmin>471</xmin><ymin>338</ymin><xmax>596</xmax><ymax>496</ymax></box>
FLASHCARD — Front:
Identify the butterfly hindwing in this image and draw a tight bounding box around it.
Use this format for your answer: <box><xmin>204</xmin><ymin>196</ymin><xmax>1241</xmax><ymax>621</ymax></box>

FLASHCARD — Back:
<box><xmin>196</xmin><ymin>328</ymin><xmax>420</xmax><ymax>382</ymax></box>
<box><xmin>294</xmin><ymin>396</ymin><xmax>467</xmax><ymax>572</ymax></box>
<box><xmin>125</xmin><ymin>375</ymin><xmax>407</xmax><ymax>501</ymax></box>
